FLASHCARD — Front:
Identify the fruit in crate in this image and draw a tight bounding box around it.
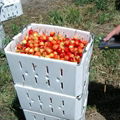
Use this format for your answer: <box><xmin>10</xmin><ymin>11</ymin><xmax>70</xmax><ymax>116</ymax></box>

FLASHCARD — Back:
<box><xmin>16</xmin><ymin>29</ymin><xmax>88</xmax><ymax>63</ymax></box>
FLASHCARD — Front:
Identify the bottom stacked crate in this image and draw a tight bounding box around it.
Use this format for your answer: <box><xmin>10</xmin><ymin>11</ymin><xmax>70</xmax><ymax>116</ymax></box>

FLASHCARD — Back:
<box><xmin>14</xmin><ymin>72</ymin><xmax>89</xmax><ymax>120</ymax></box>
<box><xmin>15</xmin><ymin>84</ymin><xmax>88</xmax><ymax>120</ymax></box>
<box><xmin>23</xmin><ymin>105</ymin><xmax>86</xmax><ymax>120</ymax></box>
<box><xmin>14</xmin><ymin>71</ymin><xmax>89</xmax><ymax>120</ymax></box>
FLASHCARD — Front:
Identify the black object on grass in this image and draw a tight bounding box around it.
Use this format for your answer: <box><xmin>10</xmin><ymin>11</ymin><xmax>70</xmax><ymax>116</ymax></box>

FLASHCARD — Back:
<box><xmin>99</xmin><ymin>35</ymin><xmax>120</xmax><ymax>49</ymax></box>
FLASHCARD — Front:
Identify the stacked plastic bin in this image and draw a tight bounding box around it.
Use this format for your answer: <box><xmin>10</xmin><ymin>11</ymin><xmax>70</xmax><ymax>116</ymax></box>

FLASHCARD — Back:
<box><xmin>0</xmin><ymin>0</ymin><xmax>23</xmax><ymax>48</ymax></box>
<box><xmin>4</xmin><ymin>23</ymin><xmax>94</xmax><ymax>120</ymax></box>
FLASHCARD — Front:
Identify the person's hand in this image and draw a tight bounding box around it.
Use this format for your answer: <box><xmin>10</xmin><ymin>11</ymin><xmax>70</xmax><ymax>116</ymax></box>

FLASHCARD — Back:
<box><xmin>104</xmin><ymin>25</ymin><xmax>120</xmax><ymax>41</ymax></box>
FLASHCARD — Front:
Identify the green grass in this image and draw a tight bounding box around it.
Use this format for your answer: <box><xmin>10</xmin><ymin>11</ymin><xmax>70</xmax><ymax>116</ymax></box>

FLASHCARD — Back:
<box><xmin>48</xmin><ymin>6</ymin><xmax>82</xmax><ymax>26</ymax></box>
<box><xmin>97</xmin><ymin>12</ymin><xmax>113</xmax><ymax>24</ymax></box>
<box><xmin>49</xmin><ymin>10</ymin><xmax>64</xmax><ymax>25</ymax></box>
<box><xmin>11</xmin><ymin>24</ymin><xmax>21</xmax><ymax>36</ymax></box>
<box><xmin>0</xmin><ymin>0</ymin><xmax>120</xmax><ymax>120</ymax></box>
<box><xmin>75</xmin><ymin>0</ymin><xmax>109</xmax><ymax>10</ymax></box>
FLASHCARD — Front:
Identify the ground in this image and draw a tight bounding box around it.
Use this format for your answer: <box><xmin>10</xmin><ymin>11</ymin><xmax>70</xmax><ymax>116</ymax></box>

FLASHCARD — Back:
<box><xmin>0</xmin><ymin>0</ymin><xmax>120</xmax><ymax>120</ymax></box>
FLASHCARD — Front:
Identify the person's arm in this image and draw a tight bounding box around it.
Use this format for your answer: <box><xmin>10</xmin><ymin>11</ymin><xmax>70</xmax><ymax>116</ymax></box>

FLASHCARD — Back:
<box><xmin>104</xmin><ymin>25</ymin><xmax>120</xmax><ymax>41</ymax></box>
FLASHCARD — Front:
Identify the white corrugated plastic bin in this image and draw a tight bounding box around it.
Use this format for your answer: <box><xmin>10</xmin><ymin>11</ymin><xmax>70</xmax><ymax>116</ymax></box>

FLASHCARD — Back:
<box><xmin>14</xmin><ymin>72</ymin><xmax>89</xmax><ymax>120</ymax></box>
<box><xmin>23</xmin><ymin>109</ymin><xmax>86</xmax><ymax>120</ymax></box>
<box><xmin>4</xmin><ymin>23</ymin><xmax>94</xmax><ymax>97</ymax></box>
<box><xmin>0</xmin><ymin>0</ymin><xmax>23</xmax><ymax>22</ymax></box>
<box><xmin>14</xmin><ymin>81</ymin><xmax>88</xmax><ymax>120</ymax></box>
<box><xmin>0</xmin><ymin>24</ymin><xmax>5</xmax><ymax>48</ymax></box>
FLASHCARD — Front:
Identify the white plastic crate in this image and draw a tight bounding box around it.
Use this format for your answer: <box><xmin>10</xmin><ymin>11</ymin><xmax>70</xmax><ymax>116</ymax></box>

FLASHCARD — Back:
<box><xmin>0</xmin><ymin>0</ymin><xmax>23</xmax><ymax>22</ymax></box>
<box><xmin>14</xmin><ymin>82</ymin><xmax>88</xmax><ymax>120</ymax></box>
<box><xmin>23</xmin><ymin>109</ymin><xmax>67</xmax><ymax>120</ymax></box>
<box><xmin>4</xmin><ymin>23</ymin><xmax>94</xmax><ymax>97</ymax></box>
<box><xmin>0</xmin><ymin>24</ymin><xmax>5</xmax><ymax>48</ymax></box>
<box><xmin>23</xmin><ymin>109</ymin><xmax>86</xmax><ymax>120</ymax></box>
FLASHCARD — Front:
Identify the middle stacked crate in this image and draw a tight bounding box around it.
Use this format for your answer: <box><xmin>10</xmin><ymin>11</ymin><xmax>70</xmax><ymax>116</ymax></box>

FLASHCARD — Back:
<box><xmin>5</xmin><ymin>23</ymin><xmax>93</xmax><ymax>120</ymax></box>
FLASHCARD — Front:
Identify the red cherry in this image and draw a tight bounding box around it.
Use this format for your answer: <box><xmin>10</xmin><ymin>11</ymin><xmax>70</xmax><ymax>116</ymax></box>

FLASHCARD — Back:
<box><xmin>29</xmin><ymin>29</ymin><xmax>34</xmax><ymax>35</ymax></box>
<box><xmin>53</xmin><ymin>44</ymin><xmax>59</xmax><ymax>50</ymax></box>
<box><xmin>50</xmin><ymin>32</ymin><xmax>55</xmax><ymax>37</ymax></box>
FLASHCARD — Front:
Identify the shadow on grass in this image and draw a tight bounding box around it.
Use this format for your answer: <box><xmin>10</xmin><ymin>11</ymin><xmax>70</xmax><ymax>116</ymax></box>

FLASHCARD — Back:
<box><xmin>88</xmin><ymin>81</ymin><xmax>120</xmax><ymax>120</ymax></box>
<box><xmin>115</xmin><ymin>0</ymin><xmax>120</xmax><ymax>10</ymax></box>
<box><xmin>11</xmin><ymin>96</ymin><xmax>25</xmax><ymax>120</ymax></box>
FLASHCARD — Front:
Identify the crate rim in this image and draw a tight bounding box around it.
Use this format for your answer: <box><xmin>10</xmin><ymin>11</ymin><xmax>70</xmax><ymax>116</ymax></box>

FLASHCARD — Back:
<box><xmin>4</xmin><ymin>23</ymin><xmax>94</xmax><ymax>67</ymax></box>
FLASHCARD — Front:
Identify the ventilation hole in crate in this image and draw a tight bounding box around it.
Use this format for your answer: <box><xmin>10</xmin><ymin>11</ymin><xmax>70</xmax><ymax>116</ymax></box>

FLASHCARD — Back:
<box><xmin>61</xmin><ymin>82</ymin><xmax>63</xmax><ymax>89</ymax></box>
<box><xmin>33</xmin><ymin>115</ymin><xmax>36</xmax><ymax>120</ymax></box>
<box><xmin>32</xmin><ymin>63</ymin><xmax>37</xmax><ymax>71</ymax></box>
<box><xmin>35</xmin><ymin>76</ymin><xmax>38</xmax><ymax>84</ymax></box>
<box><xmin>62</xmin><ymin>100</ymin><xmax>64</xmax><ymax>106</ymax></box>
<box><xmin>40</xmin><ymin>104</ymin><xmax>42</xmax><ymax>110</ymax></box>
<box><xmin>43</xmin><ymin>117</ymin><xmax>46</xmax><ymax>120</ymax></box>
<box><xmin>60</xmin><ymin>69</ymin><xmax>63</xmax><ymax>76</ymax></box>
<box><xmin>48</xmin><ymin>80</ymin><xmax>50</xmax><ymax>86</ymax></box>
<box><xmin>16</xmin><ymin>11</ymin><xmax>18</xmax><ymax>14</ymax></box>
<box><xmin>62</xmin><ymin>110</ymin><xmax>65</xmax><ymax>115</ymax></box>
<box><xmin>12</xmin><ymin>12</ymin><xmax>14</xmax><ymax>15</ymax></box>
<box><xmin>29</xmin><ymin>103</ymin><xmax>32</xmax><ymax>108</ymax></box>
<box><xmin>22</xmin><ymin>74</ymin><xmax>25</xmax><ymax>81</ymax></box>
<box><xmin>46</xmin><ymin>66</ymin><xmax>49</xmax><ymax>74</ymax></box>
<box><xmin>50</xmin><ymin>97</ymin><xmax>52</xmax><ymax>103</ymax></box>
<box><xmin>15</xmin><ymin>5</ymin><xmax>17</xmax><ymax>9</ymax></box>
<box><xmin>38</xmin><ymin>96</ymin><xmax>42</xmax><ymax>102</ymax></box>
<box><xmin>46</xmin><ymin>80</ymin><xmax>50</xmax><ymax>86</ymax></box>
<box><xmin>19</xmin><ymin>61</ymin><xmax>22</xmax><ymax>69</ymax></box>
<box><xmin>26</xmin><ymin>92</ymin><xmax>29</xmax><ymax>99</ymax></box>
<box><xmin>8</xmin><ymin>14</ymin><xmax>10</xmax><ymax>16</ymax></box>
<box><xmin>51</xmin><ymin>107</ymin><xmax>53</xmax><ymax>112</ymax></box>
<box><xmin>3</xmin><ymin>15</ymin><xmax>5</xmax><ymax>18</ymax></box>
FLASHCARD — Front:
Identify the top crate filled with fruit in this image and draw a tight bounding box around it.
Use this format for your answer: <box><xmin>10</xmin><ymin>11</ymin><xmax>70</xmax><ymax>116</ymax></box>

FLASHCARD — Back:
<box><xmin>5</xmin><ymin>23</ymin><xmax>94</xmax><ymax>97</ymax></box>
